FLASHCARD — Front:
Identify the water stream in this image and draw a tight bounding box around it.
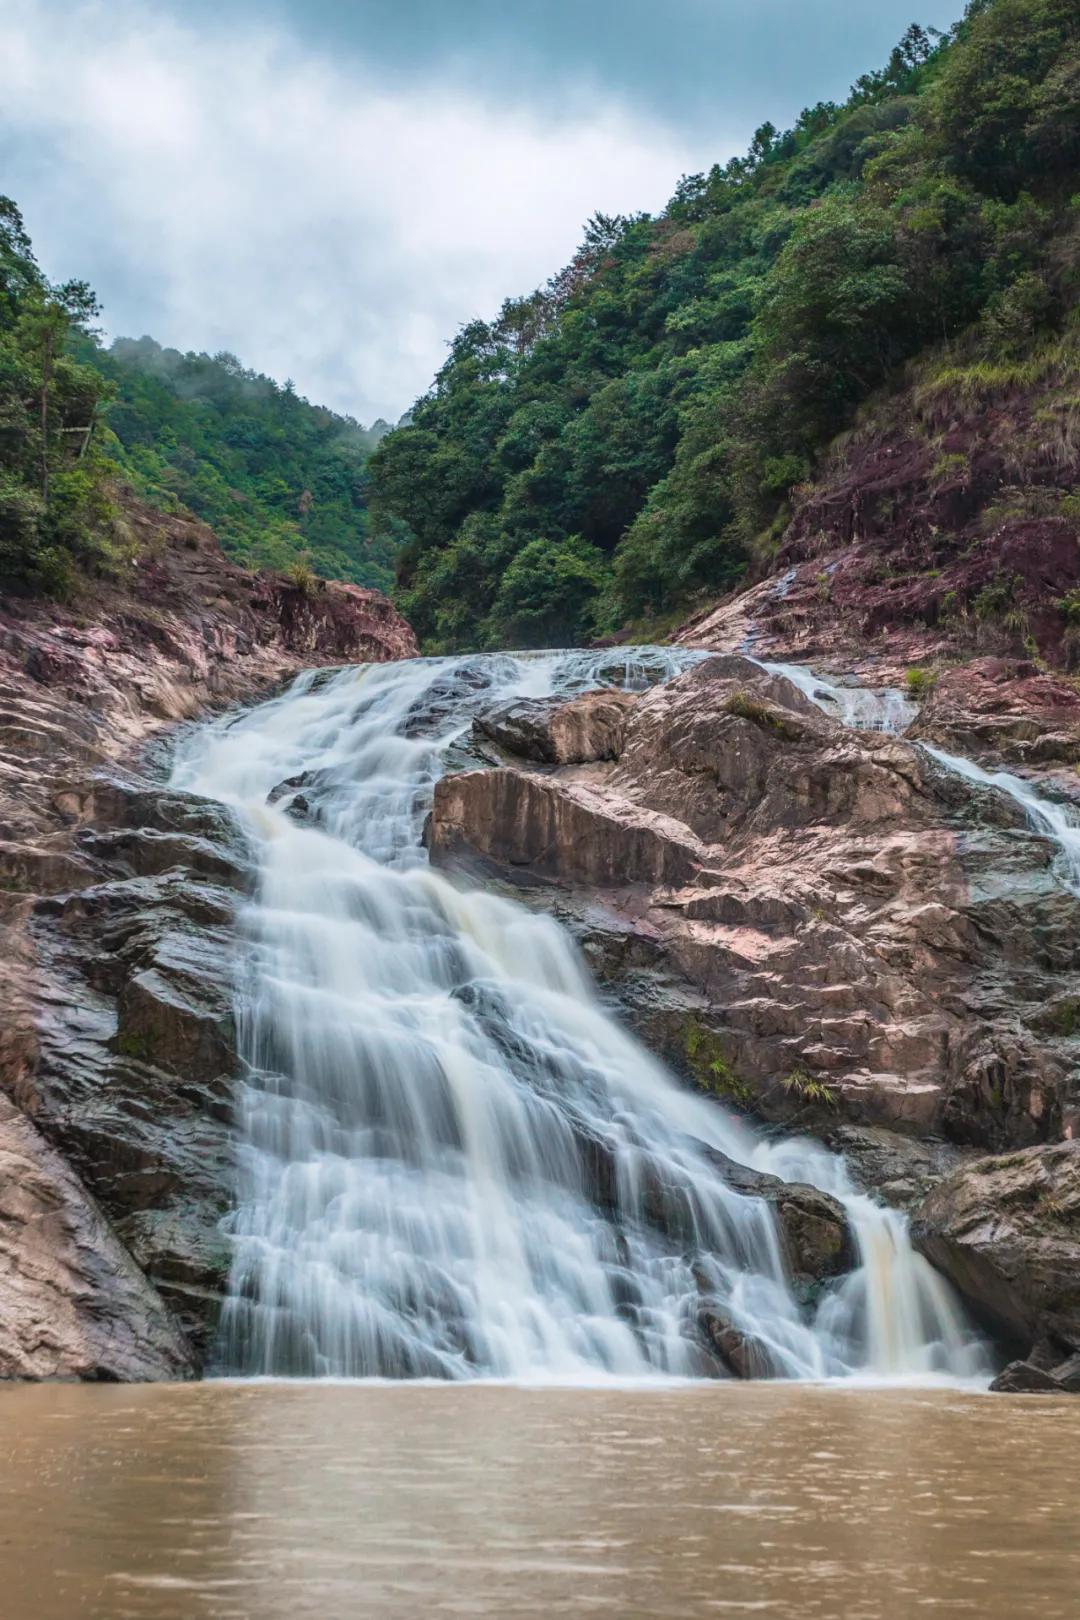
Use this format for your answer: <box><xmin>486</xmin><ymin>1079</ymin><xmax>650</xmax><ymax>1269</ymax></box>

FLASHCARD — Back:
<box><xmin>760</xmin><ymin>659</ymin><xmax>1080</xmax><ymax>895</ymax></box>
<box><xmin>171</xmin><ymin>648</ymin><xmax>984</xmax><ymax>1383</ymax></box>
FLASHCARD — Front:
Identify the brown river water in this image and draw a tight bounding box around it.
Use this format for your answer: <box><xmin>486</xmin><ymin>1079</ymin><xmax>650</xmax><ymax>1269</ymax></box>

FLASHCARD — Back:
<box><xmin>2</xmin><ymin>1382</ymin><xmax>1078</xmax><ymax>1619</ymax></box>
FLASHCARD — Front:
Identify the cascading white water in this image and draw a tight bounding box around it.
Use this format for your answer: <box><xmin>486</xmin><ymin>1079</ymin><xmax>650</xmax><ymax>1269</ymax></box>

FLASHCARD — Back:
<box><xmin>756</xmin><ymin>658</ymin><xmax>1080</xmax><ymax>894</ymax></box>
<box><xmin>921</xmin><ymin>744</ymin><xmax>1080</xmax><ymax>896</ymax></box>
<box><xmin>170</xmin><ymin>648</ymin><xmax>984</xmax><ymax>1383</ymax></box>
<box><xmin>758</xmin><ymin>659</ymin><xmax>918</xmax><ymax>733</ymax></box>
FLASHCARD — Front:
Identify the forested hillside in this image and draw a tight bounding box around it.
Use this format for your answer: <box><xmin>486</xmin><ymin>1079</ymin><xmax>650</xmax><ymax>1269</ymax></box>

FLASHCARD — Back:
<box><xmin>0</xmin><ymin>208</ymin><xmax>392</xmax><ymax>594</ymax></box>
<box><xmin>88</xmin><ymin>338</ymin><xmax>394</xmax><ymax>587</ymax></box>
<box><xmin>369</xmin><ymin>0</ymin><xmax>1080</xmax><ymax>651</ymax></box>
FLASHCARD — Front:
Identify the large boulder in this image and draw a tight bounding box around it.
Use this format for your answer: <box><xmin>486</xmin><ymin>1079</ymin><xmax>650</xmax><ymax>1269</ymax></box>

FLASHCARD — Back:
<box><xmin>912</xmin><ymin>1141</ymin><xmax>1080</xmax><ymax>1354</ymax></box>
<box><xmin>703</xmin><ymin>1149</ymin><xmax>855</xmax><ymax>1287</ymax></box>
<box><xmin>475</xmin><ymin>689</ymin><xmax>639</xmax><ymax>766</ymax></box>
<box><xmin>989</xmin><ymin>1359</ymin><xmax>1072</xmax><ymax>1393</ymax></box>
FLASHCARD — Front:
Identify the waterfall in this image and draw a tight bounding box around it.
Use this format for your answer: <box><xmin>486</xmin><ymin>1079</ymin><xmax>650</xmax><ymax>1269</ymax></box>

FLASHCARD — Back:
<box><xmin>170</xmin><ymin>649</ymin><xmax>984</xmax><ymax>1382</ymax></box>
<box><xmin>757</xmin><ymin>659</ymin><xmax>918</xmax><ymax>733</ymax></box>
<box><xmin>920</xmin><ymin>744</ymin><xmax>1080</xmax><ymax>897</ymax></box>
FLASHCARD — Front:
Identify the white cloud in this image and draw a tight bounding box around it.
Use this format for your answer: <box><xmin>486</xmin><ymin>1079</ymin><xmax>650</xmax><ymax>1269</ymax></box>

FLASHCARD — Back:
<box><xmin>0</xmin><ymin>0</ymin><xmax>714</xmax><ymax>420</ymax></box>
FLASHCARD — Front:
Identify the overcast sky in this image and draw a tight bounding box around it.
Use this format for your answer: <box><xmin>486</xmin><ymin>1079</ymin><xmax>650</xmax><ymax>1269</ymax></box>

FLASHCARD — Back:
<box><xmin>1</xmin><ymin>0</ymin><xmax>965</xmax><ymax>423</ymax></box>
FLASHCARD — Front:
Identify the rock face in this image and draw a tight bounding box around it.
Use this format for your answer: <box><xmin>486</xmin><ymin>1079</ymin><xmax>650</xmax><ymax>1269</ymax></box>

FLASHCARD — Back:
<box><xmin>912</xmin><ymin>1142</ymin><xmax>1080</xmax><ymax>1357</ymax></box>
<box><xmin>476</xmin><ymin>690</ymin><xmax>638</xmax><ymax>765</ymax></box>
<box><xmin>0</xmin><ymin>499</ymin><xmax>415</xmax><ymax>1379</ymax></box>
<box><xmin>0</xmin><ymin>1097</ymin><xmax>191</xmax><ymax>1380</ymax></box>
<box><xmin>431</xmin><ymin>655</ymin><xmax>1080</xmax><ymax>1154</ymax></box>
<box><xmin>26</xmin><ymin>772</ymin><xmax>251</xmax><ymax>1361</ymax></box>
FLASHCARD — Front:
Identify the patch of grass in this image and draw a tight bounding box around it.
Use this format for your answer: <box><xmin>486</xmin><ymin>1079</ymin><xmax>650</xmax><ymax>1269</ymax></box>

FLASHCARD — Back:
<box><xmin>904</xmin><ymin>666</ymin><xmax>938</xmax><ymax>699</ymax></box>
<box><xmin>685</xmin><ymin>1022</ymin><xmax>753</xmax><ymax>1107</ymax></box>
<box><xmin>930</xmin><ymin>451</ymin><xmax>967</xmax><ymax>484</ymax></box>
<box><xmin>915</xmin><ymin>346</ymin><xmax>1071</xmax><ymax>412</ymax></box>
<box><xmin>724</xmin><ymin>689</ymin><xmax>804</xmax><ymax>741</ymax></box>
<box><xmin>780</xmin><ymin>1067</ymin><xmax>837</xmax><ymax>1108</ymax></box>
<box><xmin>113</xmin><ymin>1029</ymin><xmax>152</xmax><ymax>1062</ymax></box>
<box><xmin>285</xmin><ymin>559</ymin><xmax>320</xmax><ymax>597</ymax></box>
<box><xmin>1049</xmin><ymin>997</ymin><xmax>1080</xmax><ymax>1037</ymax></box>
<box><xmin>973</xmin><ymin>574</ymin><xmax>1024</xmax><ymax>623</ymax></box>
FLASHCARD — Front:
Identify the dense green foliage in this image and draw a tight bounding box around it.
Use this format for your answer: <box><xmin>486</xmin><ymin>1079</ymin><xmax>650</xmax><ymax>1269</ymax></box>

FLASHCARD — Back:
<box><xmin>0</xmin><ymin>204</ymin><xmax>392</xmax><ymax>594</ymax></box>
<box><xmin>0</xmin><ymin>200</ymin><xmax>119</xmax><ymax>593</ymax></box>
<box><xmin>370</xmin><ymin>0</ymin><xmax>1080</xmax><ymax>650</ymax></box>
<box><xmin>88</xmin><ymin>338</ymin><xmax>395</xmax><ymax>588</ymax></box>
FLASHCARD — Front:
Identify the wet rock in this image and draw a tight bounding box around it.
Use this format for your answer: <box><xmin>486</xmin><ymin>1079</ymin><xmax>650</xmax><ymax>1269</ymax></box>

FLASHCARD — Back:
<box><xmin>774</xmin><ymin>1185</ymin><xmax>855</xmax><ymax>1286</ymax></box>
<box><xmin>474</xmin><ymin>689</ymin><xmax>638</xmax><ymax>766</ymax></box>
<box><xmin>1052</xmin><ymin>1352</ymin><xmax>1080</xmax><ymax>1393</ymax></box>
<box><xmin>399</xmin><ymin>656</ymin><xmax>519</xmax><ymax>739</ymax></box>
<box><xmin>823</xmin><ymin>1125</ymin><xmax>969</xmax><ymax>1213</ymax></box>
<box><xmin>912</xmin><ymin>1141</ymin><xmax>1080</xmax><ymax>1352</ymax></box>
<box><xmin>78</xmin><ymin>825</ymin><xmax>250</xmax><ymax>889</ymax></box>
<box><xmin>697</xmin><ymin>1306</ymin><xmax>783</xmax><ymax>1379</ymax></box>
<box><xmin>703</xmin><ymin>1149</ymin><xmax>855</xmax><ymax>1284</ymax></box>
<box><xmin>989</xmin><ymin>1359</ymin><xmax>1067</xmax><ymax>1394</ymax></box>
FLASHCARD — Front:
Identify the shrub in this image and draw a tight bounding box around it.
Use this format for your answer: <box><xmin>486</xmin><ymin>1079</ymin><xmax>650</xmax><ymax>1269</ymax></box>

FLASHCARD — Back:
<box><xmin>904</xmin><ymin>666</ymin><xmax>938</xmax><ymax>697</ymax></box>
<box><xmin>285</xmin><ymin>559</ymin><xmax>318</xmax><ymax>597</ymax></box>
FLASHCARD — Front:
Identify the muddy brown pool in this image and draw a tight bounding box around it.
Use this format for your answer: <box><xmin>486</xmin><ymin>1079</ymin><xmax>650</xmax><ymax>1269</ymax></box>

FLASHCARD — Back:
<box><xmin>2</xmin><ymin>1382</ymin><xmax>1079</xmax><ymax>1618</ymax></box>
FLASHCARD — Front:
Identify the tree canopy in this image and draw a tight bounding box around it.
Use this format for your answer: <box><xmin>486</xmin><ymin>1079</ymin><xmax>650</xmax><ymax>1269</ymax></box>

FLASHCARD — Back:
<box><xmin>369</xmin><ymin>0</ymin><xmax>1080</xmax><ymax>650</ymax></box>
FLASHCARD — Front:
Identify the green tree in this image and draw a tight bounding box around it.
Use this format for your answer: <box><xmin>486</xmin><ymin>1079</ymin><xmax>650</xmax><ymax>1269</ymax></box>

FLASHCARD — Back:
<box><xmin>487</xmin><ymin>534</ymin><xmax>610</xmax><ymax>648</ymax></box>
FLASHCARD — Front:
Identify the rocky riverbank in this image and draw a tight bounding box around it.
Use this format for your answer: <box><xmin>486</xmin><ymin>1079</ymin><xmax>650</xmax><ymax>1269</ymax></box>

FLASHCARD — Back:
<box><xmin>0</xmin><ymin>501</ymin><xmax>415</xmax><ymax>1378</ymax></box>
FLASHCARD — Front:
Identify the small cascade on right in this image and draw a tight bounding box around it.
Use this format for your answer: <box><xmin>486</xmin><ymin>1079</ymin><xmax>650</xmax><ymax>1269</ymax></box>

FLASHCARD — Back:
<box><xmin>757</xmin><ymin>655</ymin><xmax>1080</xmax><ymax>896</ymax></box>
<box><xmin>921</xmin><ymin>744</ymin><xmax>1080</xmax><ymax>896</ymax></box>
<box><xmin>757</xmin><ymin>659</ymin><xmax>918</xmax><ymax>733</ymax></box>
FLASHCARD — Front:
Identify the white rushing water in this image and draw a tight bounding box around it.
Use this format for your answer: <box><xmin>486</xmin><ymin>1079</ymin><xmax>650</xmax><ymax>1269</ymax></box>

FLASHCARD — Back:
<box><xmin>921</xmin><ymin>745</ymin><xmax>1080</xmax><ymax>897</ymax></box>
<box><xmin>171</xmin><ymin>648</ymin><xmax>984</xmax><ymax>1383</ymax></box>
<box><xmin>758</xmin><ymin>660</ymin><xmax>1080</xmax><ymax>894</ymax></box>
<box><xmin>758</xmin><ymin>659</ymin><xmax>918</xmax><ymax>734</ymax></box>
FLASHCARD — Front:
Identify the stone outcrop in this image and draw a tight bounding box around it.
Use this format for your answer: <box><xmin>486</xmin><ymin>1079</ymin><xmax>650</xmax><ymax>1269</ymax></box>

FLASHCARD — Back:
<box><xmin>912</xmin><ymin>1142</ymin><xmax>1080</xmax><ymax>1360</ymax></box>
<box><xmin>0</xmin><ymin>498</ymin><xmax>415</xmax><ymax>1378</ymax></box>
<box><xmin>431</xmin><ymin>655</ymin><xmax>1080</xmax><ymax>1156</ymax></box>
<box><xmin>476</xmin><ymin>690</ymin><xmax>638</xmax><ymax>766</ymax></box>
